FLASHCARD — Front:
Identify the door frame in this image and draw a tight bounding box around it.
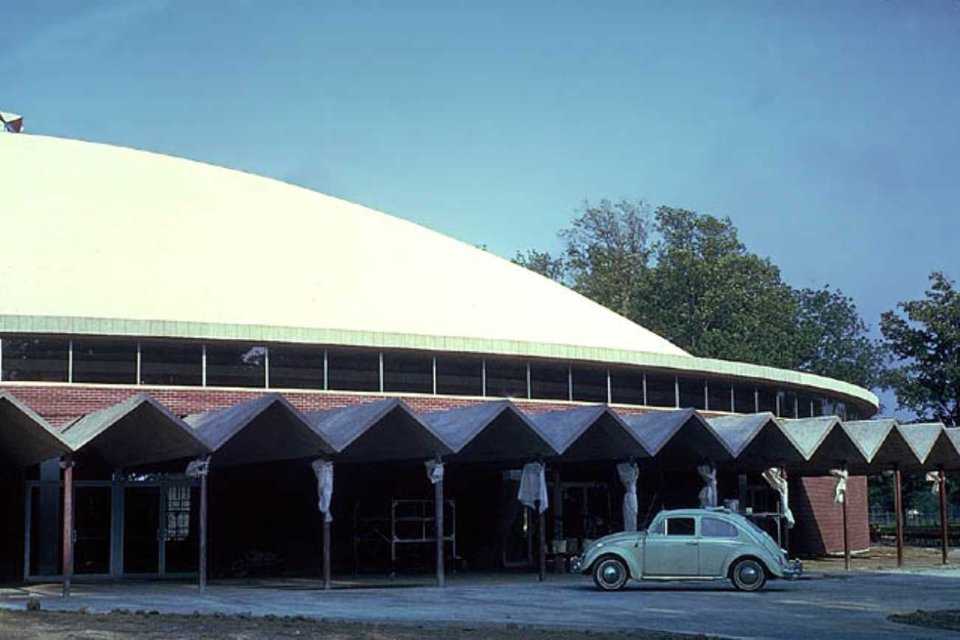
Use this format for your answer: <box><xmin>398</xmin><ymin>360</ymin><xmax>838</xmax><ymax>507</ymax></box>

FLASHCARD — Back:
<box><xmin>23</xmin><ymin>473</ymin><xmax>199</xmax><ymax>581</ymax></box>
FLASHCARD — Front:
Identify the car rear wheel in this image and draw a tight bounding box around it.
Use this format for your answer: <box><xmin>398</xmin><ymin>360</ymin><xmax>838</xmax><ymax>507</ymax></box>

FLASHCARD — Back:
<box><xmin>730</xmin><ymin>558</ymin><xmax>767</xmax><ymax>592</ymax></box>
<box><xmin>593</xmin><ymin>556</ymin><xmax>629</xmax><ymax>591</ymax></box>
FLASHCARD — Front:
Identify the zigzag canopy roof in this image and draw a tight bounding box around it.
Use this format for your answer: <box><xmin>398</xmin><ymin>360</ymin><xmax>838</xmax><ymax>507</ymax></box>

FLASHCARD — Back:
<box><xmin>3</xmin><ymin>390</ymin><xmax>958</xmax><ymax>472</ymax></box>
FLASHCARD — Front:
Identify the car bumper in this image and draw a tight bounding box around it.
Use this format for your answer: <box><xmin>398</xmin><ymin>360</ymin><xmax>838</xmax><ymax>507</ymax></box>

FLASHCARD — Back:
<box><xmin>782</xmin><ymin>559</ymin><xmax>803</xmax><ymax>579</ymax></box>
<box><xmin>570</xmin><ymin>555</ymin><xmax>583</xmax><ymax>573</ymax></box>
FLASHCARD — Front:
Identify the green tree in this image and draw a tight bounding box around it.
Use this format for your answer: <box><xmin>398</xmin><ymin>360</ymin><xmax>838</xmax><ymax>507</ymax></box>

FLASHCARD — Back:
<box><xmin>558</xmin><ymin>199</ymin><xmax>653</xmax><ymax>317</ymax></box>
<box><xmin>635</xmin><ymin>207</ymin><xmax>801</xmax><ymax>368</ymax></box>
<box><xmin>513</xmin><ymin>200</ymin><xmax>885</xmax><ymax>384</ymax></box>
<box><xmin>880</xmin><ymin>272</ymin><xmax>960</xmax><ymax>426</ymax></box>
<box><xmin>513</xmin><ymin>249</ymin><xmax>566</xmax><ymax>282</ymax></box>
<box><xmin>794</xmin><ymin>286</ymin><xmax>886</xmax><ymax>389</ymax></box>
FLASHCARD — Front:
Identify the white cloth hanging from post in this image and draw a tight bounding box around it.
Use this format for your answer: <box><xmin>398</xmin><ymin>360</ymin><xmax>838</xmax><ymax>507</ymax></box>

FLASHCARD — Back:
<box><xmin>518</xmin><ymin>462</ymin><xmax>548</xmax><ymax>513</ymax></box>
<box><xmin>925</xmin><ymin>471</ymin><xmax>941</xmax><ymax>494</ymax></box>
<box><xmin>312</xmin><ymin>459</ymin><xmax>334</xmax><ymax>523</ymax></box>
<box><xmin>829</xmin><ymin>468</ymin><xmax>848</xmax><ymax>504</ymax></box>
<box><xmin>425</xmin><ymin>459</ymin><xmax>444</xmax><ymax>484</ymax></box>
<box><xmin>617</xmin><ymin>462</ymin><xmax>639</xmax><ymax>531</ymax></box>
<box><xmin>697</xmin><ymin>463</ymin><xmax>717</xmax><ymax>508</ymax></box>
<box><xmin>761</xmin><ymin>467</ymin><xmax>795</xmax><ymax>528</ymax></box>
<box><xmin>185</xmin><ymin>456</ymin><xmax>210</xmax><ymax>479</ymax></box>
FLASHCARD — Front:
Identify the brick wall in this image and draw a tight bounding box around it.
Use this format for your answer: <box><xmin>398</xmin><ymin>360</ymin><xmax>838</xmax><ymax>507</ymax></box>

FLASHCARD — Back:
<box><xmin>791</xmin><ymin>475</ymin><xmax>870</xmax><ymax>555</ymax></box>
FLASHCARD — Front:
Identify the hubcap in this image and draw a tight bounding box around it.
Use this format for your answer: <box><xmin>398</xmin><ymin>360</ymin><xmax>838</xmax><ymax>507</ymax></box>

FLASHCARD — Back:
<box><xmin>601</xmin><ymin>562</ymin><xmax>622</xmax><ymax>584</ymax></box>
<box><xmin>738</xmin><ymin>564</ymin><xmax>760</xmax><ymax>585</ymax></box>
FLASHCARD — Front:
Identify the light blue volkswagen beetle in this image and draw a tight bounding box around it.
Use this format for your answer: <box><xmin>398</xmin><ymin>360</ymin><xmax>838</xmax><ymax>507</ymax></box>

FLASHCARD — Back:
<box><xmin>572</xmin><ymin>507</ymin><xmax>802</xmax><ymax>592</ymax></box>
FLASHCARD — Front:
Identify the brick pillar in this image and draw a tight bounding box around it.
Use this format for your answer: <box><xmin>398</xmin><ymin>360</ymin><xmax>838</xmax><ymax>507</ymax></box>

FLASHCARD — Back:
<box><xmin>789</xmin><ymin>475</ymin><xmax>870</xmax><ymax>556</ymax></box>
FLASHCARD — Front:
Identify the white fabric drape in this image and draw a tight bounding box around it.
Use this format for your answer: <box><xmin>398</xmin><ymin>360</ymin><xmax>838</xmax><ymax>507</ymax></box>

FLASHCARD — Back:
<box><xmin>185</xmin><ymin>456</ymin><xmax>210</xmax><ymax>479</ymax></box>
<box><xmin>830</xmin><ymin>468</ymin><xmax>848</xmax><ymax>504</ymax></box>
<box><xmin>762</xmin><ymin>467</ymin><xmax>795</xmax><ymax>529</ymax></box>
<box><xmin>425</xmin><ymin>459</ymin><xmax>445</xmax><ymax>485</ymax></box>
<box><xmin>697</xmin><ymin>463</ymin><xmax>718</xmax><ymax>508</ymax></box>
<box><xmin>617</xmin><ymin>462</ymin><xmax>640</xmax><ymax>531</ymax></box>
<box><xmin>518</xmin><ymin>462</ymin><xmax>548</xmax><ymax>513</ymax></box>
<box><xmin>312</xmin><ymin>459</ymin><xmax>334</xmax><ymax>523</ymax></box>
<box><xmin>925</xmin><ymin>471</ymin><xmax>942</xmax><ymax>494</ymax></box>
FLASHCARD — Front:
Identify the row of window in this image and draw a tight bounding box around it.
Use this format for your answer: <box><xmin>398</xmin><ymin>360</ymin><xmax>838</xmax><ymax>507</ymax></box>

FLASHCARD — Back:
<box><xmin>0</xmin><ymin>335</ymin><xmax>860</xmax><ymax>419</ymax></box>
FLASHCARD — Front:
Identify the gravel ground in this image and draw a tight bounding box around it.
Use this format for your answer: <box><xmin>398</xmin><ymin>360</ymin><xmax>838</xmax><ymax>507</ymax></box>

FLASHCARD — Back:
<box><xmin>0</xmin><ymin>609</ymin><xmax>712</xmax><ymax>640</ymax></box>
<box><xmin>888</xmin><ymin>610</ymin><xmax>960</xmax><ymax>633</ymax></box>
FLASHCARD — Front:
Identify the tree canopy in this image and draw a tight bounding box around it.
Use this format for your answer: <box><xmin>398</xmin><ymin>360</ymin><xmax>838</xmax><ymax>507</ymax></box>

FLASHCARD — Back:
<box><xmin>880</xmin><ymin>272</ymin><xmax>960</xmax><ymax>426</ymax></box>
<box><xmin>515</xmin><ymin>200</ymin><xmax>884</xmax><ymax>388</ymax></box>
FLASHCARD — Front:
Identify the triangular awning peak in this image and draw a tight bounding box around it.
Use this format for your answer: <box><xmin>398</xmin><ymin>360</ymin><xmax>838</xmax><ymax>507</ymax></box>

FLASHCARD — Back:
<box><xmin>0</xmin><ymin>391</ymin><xmax>72</xmax><ymax>467</ymax></box>
<box><xmin>841</xmin><ymin>419</ymin><xmax>899</xmax><ymax>464</ymax></box>
<box><xmin>63</xmin><ymin>393</ymin><xmax>208</xmax><ymax>468</ymax></box>
<box><xmin>186</xmin><ymin>393</ymin><xmax>334</xmax><ymax>466</ymax></box>
<box><xmin>776</xmin><ymin>415</ymin><xmax>841</xmax><ymax>461</ymax></box>
<box><xmin>421</xmin><ymin>400</ymin><xmax>556</xmax><ymax>462</ymax></box>
<box><xmin>896</xmin><ymin>422</ymin><xmax>947</xmax><ymax>467</ymax></box>
<box><xmin>308</xmin><ymin>398</ymin><xmax>451</xmax><ymax>462</ymax></box>
<box><xmin>528</xmin><ymin>404</ymin><xmax>649</xmax><ymax>461</ymax></box>
<box><xmin>707</xmin><ymin>412</ymin><xmax>779</xmax><ymax>458</ymax></box>
<box><xmin>620</xmin><ymin>408</ymin><xmax>733</xmax><ymax>464</ymax></box>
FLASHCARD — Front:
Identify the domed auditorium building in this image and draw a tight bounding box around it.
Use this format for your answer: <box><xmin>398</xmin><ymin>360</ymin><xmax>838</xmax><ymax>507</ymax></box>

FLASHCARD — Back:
<box><xmin>2</xmin><ymin>131</ymin><xmax>952</xmax><ymax>586</ymax></box>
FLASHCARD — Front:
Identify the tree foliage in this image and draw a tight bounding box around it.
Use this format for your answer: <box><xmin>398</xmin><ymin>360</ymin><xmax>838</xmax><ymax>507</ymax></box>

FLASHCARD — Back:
<box><xmin>513</xmin><ymin>200</ymin><xmax>884</xmax><ymax>386</ymax></box>
<box><xmin>880</xmin><ymin>272</ymin><xmax>960</xmax><ymax>426</ymax></box>
<box><xmin>636</xmin><ymin>207</ymin><xmax>801</xmax><ymax>369</ymax></box>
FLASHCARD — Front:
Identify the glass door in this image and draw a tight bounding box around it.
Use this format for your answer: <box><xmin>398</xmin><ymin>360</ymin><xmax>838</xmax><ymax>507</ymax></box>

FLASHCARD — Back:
<box><xmin>74</xmin><ymin>486</ymin><xmax>111</xmax><ymax>575</ymax></box>
<box><xmin>163</xmin><ymin>484</ymin><xmax>199</xmax><ymax>574</ymax></box>
<box><xmin>123</xmin><ymin>486</ymin><xmax>161</xmax><ymax>574</ymax></box>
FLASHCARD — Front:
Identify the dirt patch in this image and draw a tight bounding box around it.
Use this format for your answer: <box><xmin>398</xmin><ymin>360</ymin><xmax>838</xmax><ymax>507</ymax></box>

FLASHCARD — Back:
<box><xmin>801</xmin><ymin>544</ymin><xmax>957</xmax><ymax>573</ymax></box>
<box><xmin>0</xmin><ymin>609</ymin><xmax>715</xmax><ymax>640</ymax></box>
<box><xmin>888</xmin><ymin>609</ymin><xmax>960</xmax><ymax>632</ymax></box>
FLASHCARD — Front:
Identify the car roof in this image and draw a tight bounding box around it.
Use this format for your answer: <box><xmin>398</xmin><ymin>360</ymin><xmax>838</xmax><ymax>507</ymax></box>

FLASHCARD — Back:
<box><xmin>655</xmin><ymin>507</ymin><xmax>738</xmax><ymax>519</ymax></box>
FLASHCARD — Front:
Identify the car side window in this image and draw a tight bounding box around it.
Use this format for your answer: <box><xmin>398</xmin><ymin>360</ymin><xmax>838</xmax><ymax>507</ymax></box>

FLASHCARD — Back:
<box><xmin>665</xmin><ymin>517</ymin><xmax>695</xmax><ymax>536</ymax></box>
<box><xmin>701</xmin><ymin>517</ymin><xmax>739</xmax><ymax>538</ymax></box>
<box><xmin>648</xmin><ymin>518</ymin><xmax>665</xmax><ymax>535</ymax></box>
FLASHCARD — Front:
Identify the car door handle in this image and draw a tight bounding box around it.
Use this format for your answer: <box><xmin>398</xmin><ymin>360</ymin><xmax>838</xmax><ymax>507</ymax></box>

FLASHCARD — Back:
<box><xmin>685</xmin><ymin>541</ymin><xmax>698</xmax><ymax>546</ymax></box>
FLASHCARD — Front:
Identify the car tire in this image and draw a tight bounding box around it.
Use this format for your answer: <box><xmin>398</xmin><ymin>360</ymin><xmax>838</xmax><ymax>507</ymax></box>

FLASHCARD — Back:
<box><xmin>730</xmin><ymin>558</ymin><xmax>767</xmax><ymax>592</ymax></box>
<box><xmin>593</xmin><ymin>556</ymin><xmax>629</xmax><ymax>591</ymax></box>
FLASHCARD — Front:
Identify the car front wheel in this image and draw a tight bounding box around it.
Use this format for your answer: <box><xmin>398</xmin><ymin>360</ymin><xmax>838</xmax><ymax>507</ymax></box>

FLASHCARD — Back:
<box><xmin>730</xmin><ymin>558</ymin><xmax>767</xmax><ymax>592</ymax></box>
<box><xmin>593</xmin><ymin>556</ymin><xmax>629</xmax><ymax>591</ymax></box>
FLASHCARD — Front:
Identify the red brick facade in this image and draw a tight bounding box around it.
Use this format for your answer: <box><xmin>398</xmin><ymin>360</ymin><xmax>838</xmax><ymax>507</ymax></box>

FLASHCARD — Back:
<box><xmin>791</xmin><ymin>475</ymin><xmax>870</xmax><ymax>555</ymax></box>
<box><xmin>1</xmin><ymin>382</ymin><xmax>870</xmax><ymax>557</ymax></box>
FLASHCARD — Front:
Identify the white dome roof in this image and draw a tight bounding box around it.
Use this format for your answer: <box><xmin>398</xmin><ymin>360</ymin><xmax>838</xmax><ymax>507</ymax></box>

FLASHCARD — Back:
<box><xmin>0</xmin><ymin>134</ymin><xmax>690</xmax><ymax>358</ymax></box>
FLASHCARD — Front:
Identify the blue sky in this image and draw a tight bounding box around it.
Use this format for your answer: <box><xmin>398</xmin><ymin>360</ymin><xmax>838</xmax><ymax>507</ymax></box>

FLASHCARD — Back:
<box><xmin>4</xmin><ymin>1</ymin><xmax>959</xmax><ymax>414</ymax></box>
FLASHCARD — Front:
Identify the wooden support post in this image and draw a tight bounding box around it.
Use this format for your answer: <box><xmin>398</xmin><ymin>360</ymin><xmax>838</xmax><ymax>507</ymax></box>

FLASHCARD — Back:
<box><xmin>894</xmin><ymin>467</ymin><xmax>904</xmax><ymax>568</ymax></box>
<box><xmin>841</xmin><ymin>491</ymin><xmax>850</xmax><ymax>571</ymax></box>
<box><xmin>61</xmin><ymin>459</ymin><xmax>75</xmax><ymax>598</ymax></box>
<box><xmin>552</xmin><ymin>467</ymin><xmax>563</xmax><ymax>541</ymax></box>
<box><xmin>781</xmin><ymin>466</ymin><xmax>790</xmax><ymax>554</ymax></box>
<box><xmin>199</xmin><ymin>468</ymin><xmax>209</xmax><ymax>591</ymax></box>
<box><xmin>435</xmin><ymin>469</ymin><xmax>445</xmax><ymax>588</ymax></box>
<box><xmin>939</xmin><ymin>468</ymin><xmax>949</xmax><ymax>565</ymax></box>
<box><xmin>537</xmin><ymin>498</ymin><xmax>546</xmax><ymax>582</ymax></box>
<box><xmin>737</xmin><ymin>473</ymin><xmax>748</xmax><ymax>513</ymax></box>
<box><xmin>323</xmin><ymin>519</ymin><xmax>332</xmax><ymax>590</ymax></box>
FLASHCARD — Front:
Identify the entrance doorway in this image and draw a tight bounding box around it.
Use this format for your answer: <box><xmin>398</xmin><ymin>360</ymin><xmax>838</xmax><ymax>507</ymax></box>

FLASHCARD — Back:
<box><xmin>123</xmin><ymin>486</ymin><xmax>160</xmax><ymax>574</ymax></box>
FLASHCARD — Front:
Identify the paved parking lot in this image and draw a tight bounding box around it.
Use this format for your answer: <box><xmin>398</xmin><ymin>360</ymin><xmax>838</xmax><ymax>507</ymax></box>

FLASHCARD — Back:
<box><xmin>2</xmin><ymin>569</ymin><xmax>959</xmax><ymax>639</ymax></box>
